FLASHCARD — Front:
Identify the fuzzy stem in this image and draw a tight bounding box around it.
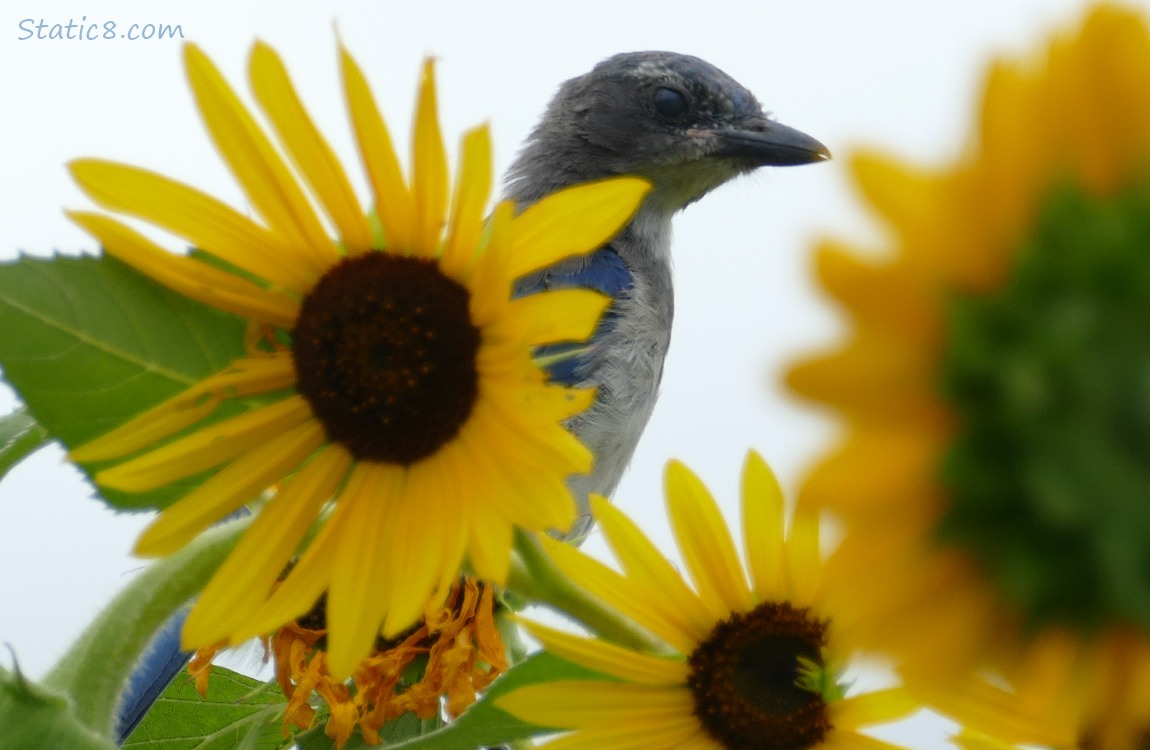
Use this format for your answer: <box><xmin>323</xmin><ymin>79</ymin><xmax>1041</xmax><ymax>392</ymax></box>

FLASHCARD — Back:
<box><xmin>508</xmin><ymin>529</ymin><xmax>661</xmax><ymax>653</ymax></box>
<box><xmin>42</xmin><ymin>515</ymin><xmax>250</xmax><ymax>738</ymax></box>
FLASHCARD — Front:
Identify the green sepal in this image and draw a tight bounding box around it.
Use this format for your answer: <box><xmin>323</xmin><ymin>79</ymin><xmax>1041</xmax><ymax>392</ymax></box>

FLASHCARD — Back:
<box><xmin>940</xmin><ymin>177</ymin><xmax>1150</xmax><ymax>629</ymax></box>
<box><xmin>0</xmin><ymin>662</ymin><xmax>117</xmax><ymax>750</ymax></box>
<box><xmin>0</xmin><ymin>253</ymin><xmax>249</xmax><ymax>510</ymax></box>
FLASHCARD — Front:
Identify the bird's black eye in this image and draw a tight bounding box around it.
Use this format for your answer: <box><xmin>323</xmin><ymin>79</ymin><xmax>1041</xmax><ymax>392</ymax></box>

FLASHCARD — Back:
<box><xmin>653</xmin><ymin>87</ymin><xmax>689</xmax><ymax>120</ymax></box>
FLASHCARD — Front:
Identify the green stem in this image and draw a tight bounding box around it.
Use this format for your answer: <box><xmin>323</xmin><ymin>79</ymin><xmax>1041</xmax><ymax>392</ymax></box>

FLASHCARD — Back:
<box><xmin>507</xmin><ymin>530</ymin><xmax>661</xmax><ymax>653</ymax></box>
<box><xmin>42</xmin><ymin>515</ymin><xmax>251</xmax><ymax>738</ymax></box>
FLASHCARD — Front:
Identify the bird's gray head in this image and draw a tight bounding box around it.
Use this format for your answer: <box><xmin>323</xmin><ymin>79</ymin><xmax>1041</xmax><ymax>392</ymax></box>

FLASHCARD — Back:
<box><xmin>505</xmin><ymin>51</ymin><xmax>829</xmax><ymax>210</ymax></box>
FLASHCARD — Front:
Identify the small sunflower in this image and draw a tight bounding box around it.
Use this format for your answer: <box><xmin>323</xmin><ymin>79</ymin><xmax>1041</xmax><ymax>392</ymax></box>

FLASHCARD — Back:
<box><xmin>66</xmin><ymin>40</ymin><xmax>650</xmax><ymax>677</ymax></box>
<box><xmin>497</xmin><ymin>451</ymin><xmax>915</xmax><ymax>750</ymax></box>
<box><xmin>787</xmin><ymin>4</ymin><xmax>1150</xmax><ymax>745</ymax></box>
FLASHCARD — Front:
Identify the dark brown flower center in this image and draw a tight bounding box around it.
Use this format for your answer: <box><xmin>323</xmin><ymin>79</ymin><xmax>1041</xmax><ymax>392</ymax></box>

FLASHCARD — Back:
<box><xmin>292</xmin><ymin>253</ymin><xmax>480</xmax><ymax>464</ymax></box>
<box><xmin>688</xmin><ymin>602</ymin><xmax>830</xmax><ymax>750</ymax></box>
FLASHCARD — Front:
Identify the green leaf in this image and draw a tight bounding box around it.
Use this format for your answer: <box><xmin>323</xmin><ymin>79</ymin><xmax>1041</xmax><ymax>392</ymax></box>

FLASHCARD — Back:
<box><xmin>295</xmin><ymin>712</ymin><xmax>429</xmax><ymax>750</ymax></box>
<box><xmin>0</xmin><ymin>253</ymin><xmax>247</xmax><ymax>510</ymax></box>
<box><xmin>0</xmin><ymin>663</ymin><xmax>117</xmax><ymax>750</ymax></box>
<box><xmin>0</xmin><ymin>408</ymin><xmax>50</xmax><ymax>480</ymax></box>
<box><xmin>122</xmin><ymin>665</ymin><xmax>291</xmax><ymax>750</ymax></box>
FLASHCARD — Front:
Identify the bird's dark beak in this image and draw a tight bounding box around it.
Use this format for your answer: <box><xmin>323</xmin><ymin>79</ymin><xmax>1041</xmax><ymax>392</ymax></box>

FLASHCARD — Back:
<box><xmin>711</xmin><ymin>118</ymin><xmax>831</xmax><ymax>166</ymax></box>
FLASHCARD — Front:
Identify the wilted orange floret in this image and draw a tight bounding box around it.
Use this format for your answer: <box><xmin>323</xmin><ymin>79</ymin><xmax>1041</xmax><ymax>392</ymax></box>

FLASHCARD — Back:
<box><xmin>190</xmin><ymin>577</ymin><xmax>508</xmax><ymax>749</ymax></box>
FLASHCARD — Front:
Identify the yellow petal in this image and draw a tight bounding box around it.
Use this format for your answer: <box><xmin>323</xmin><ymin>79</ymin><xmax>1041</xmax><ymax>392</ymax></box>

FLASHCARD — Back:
<box><xmin>785</xmin><ymin>504</ymin><xmax>823</xmax><ymax>605</ymax></box>
<box><xmin>829</xmin><ymin>688</ymin><xmax>918</xmax><ymax>729</ymax></box>
<box><xmin>950</xmin><ymin>730</ymin><xmax>1019</xmax><ymax>750</ymax></box>
<box><xmin>812</xmin><ymin>240</ymin><xmax>938</xmax><ymax>345</ymax></box>
<box><xmin>410</xmin><ymin>58</ymin><xmax>448</xmax><ymax>258</ymax></box>
<box><xmin>591</xmin><ymin>496</ymin><xmax>715</xmax><ymax>644</ymax></box>
<box><xmin>72</xmin><ymin>395</ymin><xmax>221</xmax><ymax>464</ymax></box>
<box><xmin>673</xmin><ymin>737</ymin><xmax>723</xmax><ymax>750</ymax></box>
<box><xmin>541</xmin><ymin>536</ymin><xmax>697</xmax><ymax>654</ymax></box>
<box><xmin>664</xmin><ymin>460</ymin><xmax>754</xmax><ymax>618</ymax></box>
<box><xmin>1011</xmin><ymin>627</ymin><xmax>1081</xmax><ymax>717</ymax></box>
<box><xmin>454</xmin><ymin>418</ymin><xmax>576</xmax><ymax>532</ymax></box>
<box><xmin>181</xmin><ymin>445</ymin><xmax>351</xmax><ymax>645</ymax></box>
<box><xmin>384</xmin><ymin>462</ymin><xmax>446</xmax><ymax>635</ymax></box>
<box><xmin>818</xmin><ymin>732</ymin><xmax>909</xmax><ymax>750</ymax></box>
<box><xmin>98</xmin><ymin>395</ymin><xmax>313</xmax><ymax>491</ymax></box>
<box><xmin>134</xmin><ymin>419</ymin><xmax>324</xmax><ymax>555</ymax></box>
<box><xmin>467</xmin><ymin>200</ymin><xmax>514</xmax><ymax>326</ymax></box>
<box><xmin>67</xmin><ymin>211</ymin><xmax>299</xmax><ymax>328</ymax></box>
<box><xmin>508</xmin><ymin>177</ymin><xmax>651</xmax><ymax>280</ymax></box>
<box><xmin>424</xmin><ymin>449</ymin><xmax>471</xmax><ymax>592</ymax></box>
<box><xmin>536</xmin><ymin>722</ymin><xmax>704</xmax><ymax>750</ymax></box>
<box><xmin>785</xmin><ymin>328</ymin><xmax>946</xmax><ymax>429</ymax></box>
<box><xmin>183</xmin><ymin>43</ymin><xmax>336</xmax><ymax>271</ymax></box>
<box><xmin>339</xmin><ymin>43</ymin><xmax>414</xmax><ymax>252</ymax></box>
<box><xmin>850</xmin><ymin>150</ymin><xmax>944</xmax><ymax>250</ymax></box>
<box><xmin>236</xmin><ymin>503</ymin><xmax>343</xmax><ymax>640</ymax></box>
<box><xmin>441</xmin><ymin>125</ymin><xmax>493</xmax><ymax>278</ymax></box>
<box><xmin>518</xmin><ymin>618</ymin><xmax>689</xmax><ymax>685</ymax></box>
<box><xmin>68</xmin><ymin>161</ymin><xmax>315</xmax><ymax>293</ymax></box>
<box><xmin>249</xmin><ymin>41</ymin><xmax>373</xmax><ymax>253</ymax></box>
<box><xmin>502</xmin><ymin>289</ymin><xmax>610</xmax><ymax>346</ymax></box>
<box><xmin>466</xmin><ymin>493</ymin><xmax>513</xmax><ymax>584</ymax></box>
<box><xmin>326</xmin><ymin>462</ymin><xmax>405</xmax><ymax>679</ymax></box>
<box><xmin>740</xmin><ymin>450</ymin><xmax>786</xmax><ymax>602</ymax></box>
<box><xmin>798</xmin><ymin>427</ymin><xmax>945</xmax><ymax>518</ymax></box>
<box><xmin>911</xmin><ymin>677</ymin><xmax>1073</xmax><ymax>747</ymax></box>
<box><xmin>468</xmin><ymin>394</ymin><xmax>593</xmax><ymax>477</ymax></box>
<box><xmin>478</xmin><ymin>377</ymin><xmax>596</xmax><ymax>428</ymax></box>
<box><xmin>72</xmin><ymin>355</ymin><xmax>296</xmax><ymax>462</ymax></box>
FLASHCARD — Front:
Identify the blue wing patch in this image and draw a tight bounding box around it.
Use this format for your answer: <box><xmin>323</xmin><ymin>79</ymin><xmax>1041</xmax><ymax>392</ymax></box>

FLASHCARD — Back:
<box><xmin>513</xmin><ymin>247</ymin><xmax>632</xmax><ymax>386</ymax></box>
<box><xmin>116</xmin><ymin>609</ymin><xmax>192</xmax><ymax>742</ymax></box>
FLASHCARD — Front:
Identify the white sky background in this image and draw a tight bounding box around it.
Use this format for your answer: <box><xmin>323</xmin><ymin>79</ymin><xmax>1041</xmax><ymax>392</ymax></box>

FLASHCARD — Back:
<box><xmin>0</xmin><ymin>0</ymin><xmax>1130</xmax><ymax>747</ymax></box>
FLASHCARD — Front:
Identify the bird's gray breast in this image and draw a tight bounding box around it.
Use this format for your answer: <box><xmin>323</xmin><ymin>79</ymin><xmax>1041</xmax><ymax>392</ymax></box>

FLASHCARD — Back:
<box><xmin>564</xmin><ymin>218</ymin><xmax>674</xmax><ymax>537</ymax></box>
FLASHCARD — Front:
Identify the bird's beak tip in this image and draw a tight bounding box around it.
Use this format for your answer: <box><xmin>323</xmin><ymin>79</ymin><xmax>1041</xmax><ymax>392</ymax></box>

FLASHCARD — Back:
<box><xmin>714</xmin><ymin>119</ymin><xmax>831</xmax><ymax>167</ymax></box>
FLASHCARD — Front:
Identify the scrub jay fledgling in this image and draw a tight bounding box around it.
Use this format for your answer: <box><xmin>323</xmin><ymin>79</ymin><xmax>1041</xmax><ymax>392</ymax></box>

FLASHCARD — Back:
<box><xmin>509</xmin><ymin>51</ymin><xmax>828</xmax><ymax>539</ymax></box>
<box><xmin>114</xmin><ymin>50</ymin><xmax>827</xmax><ymax>742</ymax></box>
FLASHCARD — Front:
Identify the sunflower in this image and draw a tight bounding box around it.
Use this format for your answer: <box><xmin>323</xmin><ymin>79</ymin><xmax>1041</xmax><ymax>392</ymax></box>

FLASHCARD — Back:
<box><xmin>497</xmin><ymin>451</ymin><xmax>915</xmax><ymax>750</ymax></box>
<box><xmin>786</xmin><ymin>4</ymin><xmax>1150</xmax><ymax>746</ymax></box>
<box><xmin>66</xmin><ymin>40</ymin><xmax>650</xmax><ymax>678</ymax></box>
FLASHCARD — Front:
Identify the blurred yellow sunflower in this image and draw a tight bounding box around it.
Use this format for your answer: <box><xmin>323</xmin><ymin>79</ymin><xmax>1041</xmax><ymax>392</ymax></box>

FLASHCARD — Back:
<box><xmin>787</xmin><ymin>4</ymin><xmax>1150</xmax><ymax>745</ymax></box>
<box><xmin>922</xmin><ymin>672</ymin><xmax>1150</xmax><ymax>750</ymax></box>
<box><xmin>498</xmin><ymin>452</ymin><xmax>915</xmax><ymax>750</ymax></box>
<box><xmin>66</xmin><ymin>40</ymin><xmax>649</xmax><ymax>677</ymax></box>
